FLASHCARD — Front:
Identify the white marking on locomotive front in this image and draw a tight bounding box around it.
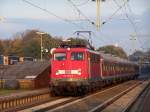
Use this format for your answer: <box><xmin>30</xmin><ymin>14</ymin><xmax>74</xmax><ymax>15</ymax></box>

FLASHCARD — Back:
<box><xmin>56</xmin><ymin>70</ymin><xmax>81</xmax><ymax>75</ymax></box>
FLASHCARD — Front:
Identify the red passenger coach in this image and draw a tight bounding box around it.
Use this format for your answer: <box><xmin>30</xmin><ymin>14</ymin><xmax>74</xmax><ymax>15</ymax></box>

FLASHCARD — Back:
<box><xmin>50</xmin><ymin>47</ymin><xmax>139</xmax><ymax>95</ymax></box>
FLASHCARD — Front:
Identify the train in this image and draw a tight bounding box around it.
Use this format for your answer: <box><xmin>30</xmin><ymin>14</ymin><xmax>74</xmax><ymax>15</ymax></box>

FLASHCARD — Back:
<box><xmin>50</xmin><ymin>45</ymin><xmax>139</xmax><ymax>95</ymax></box>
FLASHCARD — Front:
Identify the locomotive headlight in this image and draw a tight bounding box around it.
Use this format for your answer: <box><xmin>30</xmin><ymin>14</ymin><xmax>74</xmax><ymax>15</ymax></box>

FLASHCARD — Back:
<box><xmin>56</xmin><ymin>70</ymin><xmax>65</xmax><ymax>75</ymax></box>
<box><xmin>50</xmin><ymin>48</ymin><xmax>56</xmax><ymax>54</ymax></box>
<box><xmin>56</xmin><ymin>70</ymin><xmax>59</xmax><ymax>75</ymax></box>
<box><xmin>67</xmin><ymin>48</ymin><xmax>70</xmax><ymax>51</ymax></box>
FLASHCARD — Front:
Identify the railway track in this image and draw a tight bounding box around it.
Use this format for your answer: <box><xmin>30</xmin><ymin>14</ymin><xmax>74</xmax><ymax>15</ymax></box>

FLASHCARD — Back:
<box><xmin>124</xmin><ymin>78</ymin><xmax>150</xmax><ymax>112</ymax></box>
<box><xmin>1</xmin><ymin>79</ymin><xmax>149</xmax><ymax>112</ymax></box>
<box><xmin>45</xmin><ymin>80</ymin><xmax>143</xmax><ymax>112</ymax></box>
<box><xmin>18</xmin><ymin>79</ymin><xmax>149</xmax><ymax>112</ymax></box>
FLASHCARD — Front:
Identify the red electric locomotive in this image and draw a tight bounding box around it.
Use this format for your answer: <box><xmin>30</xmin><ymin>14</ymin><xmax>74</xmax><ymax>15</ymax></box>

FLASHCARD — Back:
<box><xmin>50</xmin><ymin>46</ymin><xmax>139</xmax><ymax>95</ymax></box>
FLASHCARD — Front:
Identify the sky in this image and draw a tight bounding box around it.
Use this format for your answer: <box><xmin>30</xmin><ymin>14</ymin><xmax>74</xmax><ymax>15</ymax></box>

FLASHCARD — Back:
<box><xmin>0</xmin><ymin>0</ymin><xmax>150</xmax><ymax>55</ymax></box>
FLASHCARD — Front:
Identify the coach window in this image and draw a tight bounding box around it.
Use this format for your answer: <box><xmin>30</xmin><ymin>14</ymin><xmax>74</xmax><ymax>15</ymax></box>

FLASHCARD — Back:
<box><xmin>54</xmin><ymin>52</ymin><xmax>66</xmax><ymax>61</ymax></box>
<box><xmin>71</xmin><ymin>52</ymin><xmax>84</xmax><ymax>60</ymax></box>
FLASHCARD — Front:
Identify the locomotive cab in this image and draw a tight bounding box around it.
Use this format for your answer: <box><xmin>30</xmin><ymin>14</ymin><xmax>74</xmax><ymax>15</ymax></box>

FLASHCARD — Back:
<box><xmin>50</xmin><ymin>47</ymin><xmax>89</xmax><ymax>95</ymax></box>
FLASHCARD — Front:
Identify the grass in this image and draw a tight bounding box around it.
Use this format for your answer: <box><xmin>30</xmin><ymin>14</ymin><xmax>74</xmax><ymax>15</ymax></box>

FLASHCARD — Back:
<box><xmin>0</xmin><ymin>89</ymin><xmax>27</xmax><ymax>96</ymax></box>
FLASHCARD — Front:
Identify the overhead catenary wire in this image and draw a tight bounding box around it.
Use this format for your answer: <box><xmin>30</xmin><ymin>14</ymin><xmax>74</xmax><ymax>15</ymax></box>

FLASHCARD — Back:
<box><xmin>112</xmin><ymin>0</ymin><xmax>145</xmax><ymax>51</ymax></box>
<box><xmin>67</xmin><ymin>0</ymin><xmax>95</xmax><ymax>26</ymax></box>
<box><xmin>22</xmin><ymin>0</ymin><xmax>106</xmax><ymax>45</ymax></box>
<box><xmin>65</xmin><ymin>0</ymin><xmax>90</xmax><ymax>29</ymax></box>
<box><xmin>122</xmin><ymin>0</ymin><xmax>137</xmax><ymax>33</ymax></box>
<box><xmin>101</xmin><ymin>0</ymin><xmax>129</xmax><ymax>26</ymax></box>
<box><xmin>22</xmin><ymin>0</ymin><xmax>126</xmax><ymax>34</ymax></box>
<box><xmin>126</xmin><ymin>0</ymin><xmax>135</xmax><ymax>18</ymax></box>
<box><xmin>22</xmin><ymin>0</ymin><xmax>146</xmax><ymax>52</ymax></box>
<box><xmin>22</xmin><ymin>0</ymin><xmax>85</xmax><ymax>29</ymax></box>
<box><xmin>122</xmin><ymin>0</ymin><xmax>145</xmax><ymax>50</ymax></box>
<box><xmin>71</xmin><ymin>0</ymin><xmax>144</xmax><ymax>51</ymax></box>
<box><xmin>73</xmin><ymin>0</ymin><xmax>90</xmax><ymax>6</ymax></box>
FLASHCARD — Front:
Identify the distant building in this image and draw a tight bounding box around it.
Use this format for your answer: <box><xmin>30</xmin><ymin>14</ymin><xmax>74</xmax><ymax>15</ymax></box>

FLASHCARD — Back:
<box><xmin>0</xmin><ymin>55</ymin><xmax>9</xmax><ymax>65</ymax></box>
<box><xmin>9</xmin><ymin>56</ymin><xmax>19</xmax><ymax>65</ymax></box>
<box><xmin>0</xmin><ymin>55</ymin><xmax>34</xmax><ymax>65</ymax></box>
<box><xmin>3</xmin><ymin>56</ymin><xmax>9</xmax><ymax>65</ymax></box>
<box><xmin>19</xmin><ymin>57</ymin><xmax>34</xmax><ymax>62</ymax></box>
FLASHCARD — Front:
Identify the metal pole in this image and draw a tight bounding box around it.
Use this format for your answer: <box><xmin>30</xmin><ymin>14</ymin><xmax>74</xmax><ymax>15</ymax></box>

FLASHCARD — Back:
<box><xmin>96</xmin><ymin>0</ymin><xmax>100</xmax><ymax>30</ymax></box>
<box><xmin>130</xmin><ymin>33</ymin><xmax>136</xmax><ymax>53</ymax></box>
<box><xmin>0</xmin><ymin>65</ymin><xmax>4</xmax><ymax>89</ymax></box>
<box><xmin>41</xmin><ymin>34</ymin><xmax>43</xmax><ymax>61</ymax></box>
<box><xmin>36</xmin><ymin>32</ymin><xmax>46</xmax><ymax>61</ymax></box>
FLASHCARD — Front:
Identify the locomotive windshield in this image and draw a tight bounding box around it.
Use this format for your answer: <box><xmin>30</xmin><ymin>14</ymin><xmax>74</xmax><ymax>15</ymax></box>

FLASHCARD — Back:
<box><xmin>71</xmin><ymin>52</ymin><xmax>84</xmax><ymax>60</ymax></box>
<box><xmin>54</xmin><ymin>52</ymin><xmax>66</xmax><ymax>61</ymax></box>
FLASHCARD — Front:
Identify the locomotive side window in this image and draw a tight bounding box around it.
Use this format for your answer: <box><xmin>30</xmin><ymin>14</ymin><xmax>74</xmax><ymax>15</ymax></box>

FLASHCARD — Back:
<box><xmin>90</xmin><ymin>53</ymin><xmax>100</xmax><ymax>63</ymax></box>
<box><xmin>71</xmin><ymin>52</ymin><xmax>84</xmax><ymax>60</ymax></box>
<box><xmin>54</xmin><ymin>53</ymin><xmax>66</xmax><ymax>61</ymax></box>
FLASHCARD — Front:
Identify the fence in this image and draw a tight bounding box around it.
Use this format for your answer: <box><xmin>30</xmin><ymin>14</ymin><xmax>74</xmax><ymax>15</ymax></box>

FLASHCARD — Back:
<box><xmin>0</xmin><ymin>89</ymin><xmax>50</xmax><ymax>111</ymax></box>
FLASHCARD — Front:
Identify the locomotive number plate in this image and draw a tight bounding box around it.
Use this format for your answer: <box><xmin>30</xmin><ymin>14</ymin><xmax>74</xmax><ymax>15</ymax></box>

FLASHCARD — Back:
<box><xmin>65</xmin><ymin>70</ymin><xmax>71</xmax><ymax>74</ymax></box>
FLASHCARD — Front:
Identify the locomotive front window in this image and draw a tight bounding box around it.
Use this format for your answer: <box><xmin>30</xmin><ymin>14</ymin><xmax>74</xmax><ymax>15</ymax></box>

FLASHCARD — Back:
<box><xmin>71</xmin><ymin>52</ymin><xmax>84</xmax><ymax>60</ymax></box>
<box><xmin>54</xmin><ymin>53</ymin><xmax>66</xmax><ymax>61</ymax></box>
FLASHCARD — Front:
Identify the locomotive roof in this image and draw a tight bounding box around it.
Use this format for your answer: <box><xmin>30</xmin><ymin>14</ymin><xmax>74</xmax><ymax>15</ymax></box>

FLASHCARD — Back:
<box><xmin>99</xmin><ymin>52</ymin><xmax>136</xmax><ymax>65</ymax></box>
<box><xmin>88</xmin><ymin>49</ymin><xmax>136</xmax><ymax>65</ymax></box>
<box><xmin>53</xmin><ymin>47</ymin><xmax>88</xmax><ymax>52</ymax></box>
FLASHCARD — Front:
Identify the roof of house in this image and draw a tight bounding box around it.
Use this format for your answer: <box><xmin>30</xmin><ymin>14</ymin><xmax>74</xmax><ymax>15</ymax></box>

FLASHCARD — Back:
<box><xmin>0</xmin><ymin>61</ymin><xmax>50</xmax><ymax>79</ymax></box>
